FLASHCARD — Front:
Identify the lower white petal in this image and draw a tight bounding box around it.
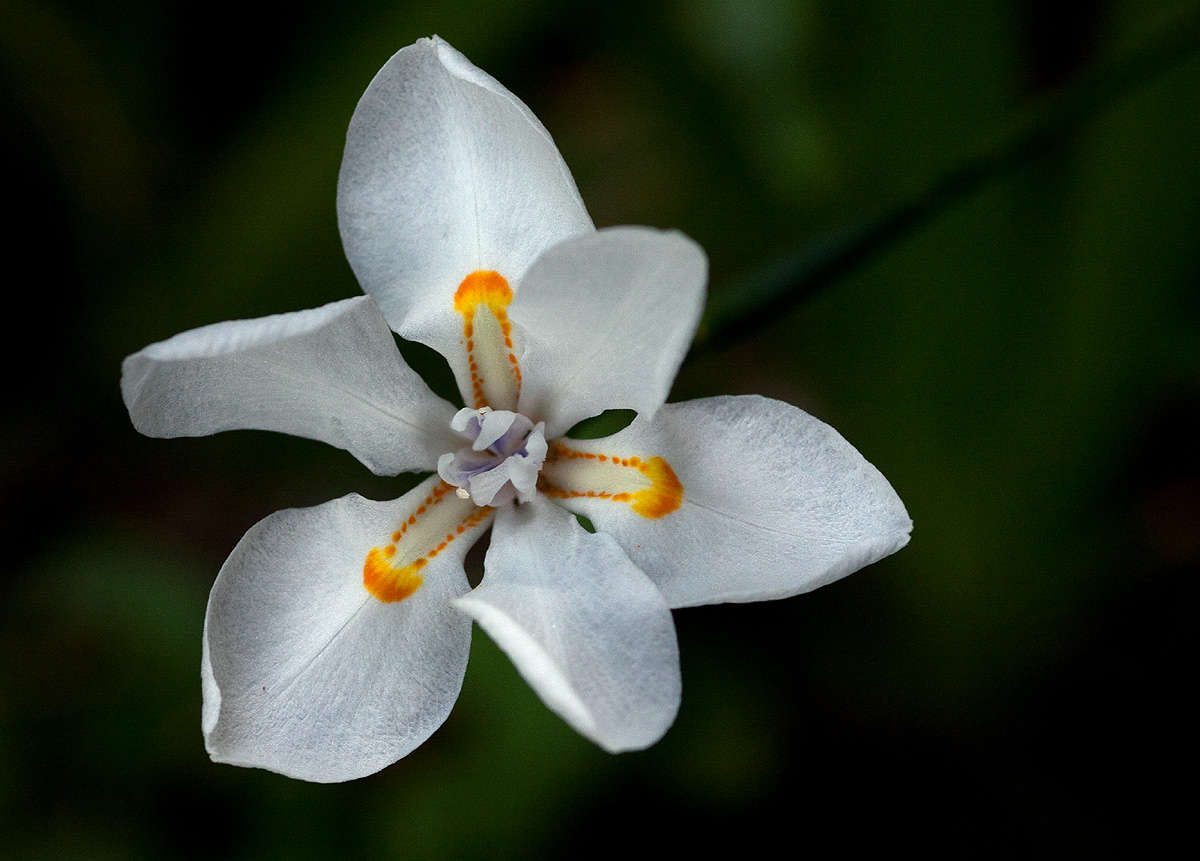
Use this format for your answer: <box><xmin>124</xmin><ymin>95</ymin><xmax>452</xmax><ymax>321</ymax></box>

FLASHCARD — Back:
<box><xmin>202</xmin><ymin>476</ymin><xmax>491</xmax><ymax>782</ymax></box>
<box><xmin>455</xmin><ymin>496</ymin><xmax>680</xmax><ymax>752</ymax></box>
<box><xmin>543</xmin><ymin>395</ymin><xmax>912</xmax><ymax>608</ymax></box>
<box><xmin>122</xmin><ymin>296</ymin><xmax>458</xmax><ymax>475</ymax></box>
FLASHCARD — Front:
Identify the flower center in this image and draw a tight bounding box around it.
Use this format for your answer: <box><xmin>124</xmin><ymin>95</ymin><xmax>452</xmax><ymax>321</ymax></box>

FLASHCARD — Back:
<box><xmin>436</xmin><ymin>407</ymin><xmax>548</xmax><ymax>507</ymax></box>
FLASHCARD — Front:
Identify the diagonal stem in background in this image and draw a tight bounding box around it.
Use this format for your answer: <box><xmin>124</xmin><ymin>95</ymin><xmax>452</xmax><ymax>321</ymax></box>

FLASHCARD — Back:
<box><xmin>687</xmin><ymin>3</ymin><xmax>1200</xmax><ymax>361</ymax></box>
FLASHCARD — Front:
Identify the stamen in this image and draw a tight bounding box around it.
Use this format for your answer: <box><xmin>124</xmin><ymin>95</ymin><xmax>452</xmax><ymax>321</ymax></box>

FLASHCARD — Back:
<box><xmin>455</xmin><ymin>487</ymin><xmax>471</xmax><ymax>500</ymax></box>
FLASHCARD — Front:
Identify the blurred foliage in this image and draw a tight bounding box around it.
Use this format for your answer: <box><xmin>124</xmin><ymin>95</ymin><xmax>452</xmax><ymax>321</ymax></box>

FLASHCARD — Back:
<box><xmin>2</xmin><ymin>0</ymin><xmax>1197</xmax><ymax>856</ymax></box>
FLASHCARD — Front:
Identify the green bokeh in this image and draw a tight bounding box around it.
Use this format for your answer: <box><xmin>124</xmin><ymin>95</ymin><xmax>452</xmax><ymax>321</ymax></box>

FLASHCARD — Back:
<box><xmin>2</xmin><ymin>0</ymin><xmax>1195</xmax><ymax>855</ymax></box>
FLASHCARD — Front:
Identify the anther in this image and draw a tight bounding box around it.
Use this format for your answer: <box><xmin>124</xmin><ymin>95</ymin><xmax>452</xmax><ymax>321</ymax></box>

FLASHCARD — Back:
<box><xmin>455</xmin><ymin>486</ymin><xmax>472</xmax><ymax>500</ymax></box>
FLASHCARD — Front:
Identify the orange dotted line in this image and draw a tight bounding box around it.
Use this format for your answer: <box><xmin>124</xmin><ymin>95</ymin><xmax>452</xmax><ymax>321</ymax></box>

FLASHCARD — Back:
<box><xmin>462</xmin><ymin>316</ymin><xmax>494</xmax><ymax>409</ymax></box>
<box><xmin>544</xmin><ymin>443</ymin><xmax>682</xmax><ymax>519</ymax></box>
<box><xmin>388</xmin><ymin>481</ymin><xmax>452</xmax><ymax>546</ymax></box>
<box><xmin>364</xmin><ymin>482</ymin><xmax>494</xmax><ymax>603</ymax></box>
<box><xmin>548</xmin><ymin>442</ymin><xmax>642</xmax><ymax>468</ymax></box>
<box><xmin>464</xmin><ymin>318</ymin><xmax>485</xmax><ymax>408</ymax></box>
<box><xmin>427</xmin><ymin>505</ymin><xmax>493</xmax><ymax>561</ymax></box>
<box><xmin>454</xmin><ymin>270</ymin><xmax>521</xmax><ymax>409</ymax></box>
<box><xmin>539</xmin><ymin>480</ymin><xmax>633</xmax><ymax>504</ymax></box>
<box><xmin>496</xmin><ymin>305</ymin><xmax>522</xmax><ymax>395</ymax></box>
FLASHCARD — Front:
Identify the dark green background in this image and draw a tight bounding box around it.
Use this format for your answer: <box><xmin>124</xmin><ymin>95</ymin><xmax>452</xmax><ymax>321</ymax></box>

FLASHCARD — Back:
<box><xmin>2</xmin><ymin>0</ymin><xmax>1196</xmax><ymax>856</ymax></box>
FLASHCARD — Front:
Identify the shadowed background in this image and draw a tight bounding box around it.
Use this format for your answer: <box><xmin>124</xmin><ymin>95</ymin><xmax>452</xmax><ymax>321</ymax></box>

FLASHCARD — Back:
<box><xmin>2</xmin><ymin>0</ymin><xmax>1197</xmax><ymax>856</ymax></box>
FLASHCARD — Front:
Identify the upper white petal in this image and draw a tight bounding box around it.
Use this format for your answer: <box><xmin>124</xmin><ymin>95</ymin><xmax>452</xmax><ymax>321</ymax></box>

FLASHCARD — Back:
<box><xmin>455</xmin><ymin>496</ymin><xmax>681</xmax><ymax>752</ymax></box>
<box><xmin>552</xmin><ymin>395</ymin><xmax>912</xmax><ymax>608</ymax></box>
<box><xmin>513</xmin><ymin>227</ymin><xmax>708</xmax><ymax>438</ymax></box>
<box><xmin>121</xmin><ymin>296</ymin><xmax>457</xmax><ymax>475</ymax></box>
<box><xmin>203</xmin><ymin>478</ymin><xmax>485</xmax><ymax>782</ymax></box>
<box><xmin>337</xmin><ymin>35</ymin><xmax>593</xmax><ymax>403</ymax></box>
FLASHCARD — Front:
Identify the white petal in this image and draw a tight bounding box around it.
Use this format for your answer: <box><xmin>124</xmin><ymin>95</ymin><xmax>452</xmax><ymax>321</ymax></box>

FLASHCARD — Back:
<box><xmin>545</xmin><ymin>395</ymin><xmax>912</xmax><ymax>608</ymax></box>
<box><xmin>203</xmin><ymin>477</ymin><xmax>491</xmax><ymax>782</ymax></box>
<box><xmin>337</xmin><ymin>36</ymin><xmax>593</xmax><ymax>402</ymax></box>
<box><xmin>121</xmin><ymin>297</ymin><xmax>457</xmax><ymax>475</ymax></box>
<box><xmin>455</xmin><ymin>496</ymin><xmax>681</xmax><ymax>752</ymax></box>
<box><xmin>513</xmin><ymin>227</ymin><xmax>708</xmax><ymax>438</ymax></box>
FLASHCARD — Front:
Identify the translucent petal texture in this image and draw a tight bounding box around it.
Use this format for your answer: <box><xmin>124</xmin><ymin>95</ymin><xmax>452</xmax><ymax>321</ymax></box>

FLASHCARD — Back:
<box><xmin>337</xmin><ymin>36</ymin><xmax>593</xmax><ymax>403</ymax></box>
<box><xmin>513</xmin><ymin>227</ymin><xmax>708</xmax><ymax>438</ymax></box>
<box><xmin>545</xmin><ymin>395</ymin><xmax>913</xmax><ymax>608</ymax></box>
<box><xmin>456</xmin><ymin>496</ymin><xmax>680</xmax><ymax>752</ymax></box>
<box><xmin>121</xmin><ymin>297</ymin><xmax>458</xmax><ymax>476</ymax></box>
<box><xmin>202</xmin><ymin>478</ymin><xmax>489</xmax><ymax>782</ymax></box>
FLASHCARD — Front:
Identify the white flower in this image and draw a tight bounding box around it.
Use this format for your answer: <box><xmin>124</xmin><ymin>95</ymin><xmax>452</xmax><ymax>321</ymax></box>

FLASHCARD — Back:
<box><xmin>121</xmin><ymin>36</ymin><xmax>912</xmax><ymax>783</ymax></box>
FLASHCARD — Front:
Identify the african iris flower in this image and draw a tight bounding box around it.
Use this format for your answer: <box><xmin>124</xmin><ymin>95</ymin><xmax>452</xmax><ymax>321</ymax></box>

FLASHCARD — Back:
<box><xmin>121</xmin><ymin>36</ymin><xmax>912</xmax><ymax>783</ymax></box>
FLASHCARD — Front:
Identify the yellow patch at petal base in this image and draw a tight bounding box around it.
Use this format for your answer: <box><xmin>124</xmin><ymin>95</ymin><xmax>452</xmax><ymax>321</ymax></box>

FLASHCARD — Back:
<box><xmin>540</xmin><ymin>443</ymin><xmax>683</xmax><ymax>519</ymax></box>
<box><xmin>454</xmin><ymin>270</ymin><xmax>521</xmax><ymax>410</ymax></box>
<box><xmin>629</xmin><ymin>456</ymin><xmax>684</xmax><ymax>518</ymax></box>
<box><xmin>363</xmin><ymin>481</ymin><xmax>493</xmax><ymax>603</ymax></box>
<box><xmin>364</xmin><ymin>551</ymin><xmax>426</xmax><ymax>603</ymax></box>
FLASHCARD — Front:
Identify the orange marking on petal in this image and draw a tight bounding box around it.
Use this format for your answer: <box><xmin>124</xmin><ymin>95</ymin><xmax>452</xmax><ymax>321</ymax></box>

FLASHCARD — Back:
<box><xmin>364</xmin><ymin>550</ymin><xmax>424</xmax><ymax>603</ymax></box>
<box><xmin>540</xmin><ymin>444</ymin><xmax>683</xmax><ymax>519</ymax></box>
<box><xmin>630</xmin><ymin>457</ymin><xmax>683</xmax><ymax>518</ymax></box>
<box><xmin>454</xmin><ymin>270</ymin><xmax>521</xmax><ymax>409</ymax></box>
<box><xmin>363</xmin><ymin>482</ymin><xmax>494</xmax><ymax>603</ymax></box>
